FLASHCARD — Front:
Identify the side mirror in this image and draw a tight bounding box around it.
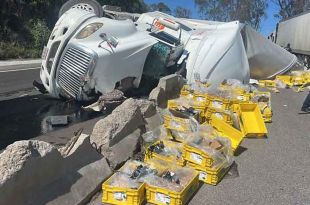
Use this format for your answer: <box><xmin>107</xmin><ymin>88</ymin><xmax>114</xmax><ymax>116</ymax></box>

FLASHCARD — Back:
<box><xmin>100</xmin><ymin>33</ymin><xmax>118</xmax><ymax>48</ymax></box>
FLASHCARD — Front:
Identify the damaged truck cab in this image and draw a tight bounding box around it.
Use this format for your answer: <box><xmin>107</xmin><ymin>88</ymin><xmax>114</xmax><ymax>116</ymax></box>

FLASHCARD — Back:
<box><xmin>41</xmin><ymin>1</ymin><xmax>187</xmax><ymax>101</ymax></box>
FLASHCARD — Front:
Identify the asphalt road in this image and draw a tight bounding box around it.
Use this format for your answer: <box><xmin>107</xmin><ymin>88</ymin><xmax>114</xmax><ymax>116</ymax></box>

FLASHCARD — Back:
<box><xmin>0</xmin><ymin>63</ymin><xmax>41</xmax><ymax>100</ymax></box>
<box><xmin>189</xmin><ymin>89</ymin><xmax>310</xmax><ymax>205</ymax></box>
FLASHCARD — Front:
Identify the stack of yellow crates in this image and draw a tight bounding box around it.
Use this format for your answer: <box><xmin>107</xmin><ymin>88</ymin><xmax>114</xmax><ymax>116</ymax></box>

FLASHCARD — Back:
<box><xmin>182</xmin><ymin>134</ymin><xmax>233</xmax><ymax>185</ymax></box>
<box><xmin>102</xmin><ymin>79</ymin><xmax>274</xmax><ymax>204</ymax></box>
<box><xmin>102</xmin><ymin>159</ymin><xmax>200</xmax><ymax>205</ymax></box>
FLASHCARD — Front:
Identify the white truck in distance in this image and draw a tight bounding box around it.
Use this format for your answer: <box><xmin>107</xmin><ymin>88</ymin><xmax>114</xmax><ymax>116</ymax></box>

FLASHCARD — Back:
<box><xmin>40</xmin><ymin>0</ymin><xmax>298</xmax><ymax>101</ymax></box>
<box><xmin>270</xmin><ymin>11</ymin><xmax>310</xmax><ymax>68</ymax></box>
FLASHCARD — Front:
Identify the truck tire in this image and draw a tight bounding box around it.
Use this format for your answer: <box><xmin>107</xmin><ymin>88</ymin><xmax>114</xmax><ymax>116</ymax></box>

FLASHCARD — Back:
<box><xmin>58</xmin><ymin>0</ymin><xmax>104</xmax><ymax>18</ymax></box>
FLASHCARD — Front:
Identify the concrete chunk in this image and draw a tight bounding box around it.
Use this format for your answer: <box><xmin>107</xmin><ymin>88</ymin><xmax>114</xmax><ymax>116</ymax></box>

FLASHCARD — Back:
<box><xmin>149</xmin><ymin>87</ymin><xmax>167</xmax><ymax>108</ymax></box>
<box><xmin>104</xmin><ymin>128</ymin><xmax>142</xmax><ymax>170</ymax></box>
<box><xmin>0</xmin><ymin>140</ymin><xmax>63</xmax><ymax>205</ymax></box>
<box><xmin>0</xmin><ymin>136</ymin><xmax>111</xmax><ymax>205</ymax></box>
<box><xmin>158</xmin><ymin>74</ymin><xmax>185</xmax><ymax>99</ymax></box>
<box><xmin>91</xmin><ymin>98</ymin><xmax>145</xmax><ymax>150</ymax></box>
<box><xmin>145</xmin><ymin>113</ymin><xmax>163</xmax><ymax>132</ymax></box>
<box><xmin>136</xmin><ymin>99</ymin><xmax>157</xmax><ymax>118</ymax></box>
<box><xmin>45</xmin><ymin>158</ymin><xmax>111</xmax><ymax>205</ymax></box>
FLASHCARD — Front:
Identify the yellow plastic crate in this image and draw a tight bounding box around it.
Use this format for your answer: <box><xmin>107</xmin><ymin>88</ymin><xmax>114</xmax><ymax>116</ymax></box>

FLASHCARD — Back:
<box><xmin>204</xmin><ymin>108</ymin><xmax>233</xmax><ymax>125</ymax></box>
<box><xmin>210</xmin><ymin>116</ymin><xmax>244</xmax><ymax>153</ymax></box>
<box><xmin>258</xmin><ymin>80</ymin><xmax>276</xmax><ymax>88</ymax></box>
<box><xmin>102</xmin><ymin>174</ymin><xmax>146</xmax><ymax>205</ymax></box>
<box><xmin>291</xmin><ymin>76</ymin><xmax>305</xmax><ymax>86</ymax></box>
<box><xmin>186</xmin><ymin>161</ymin><xmax>231</xmax><ymax>186</ymax></box>
<box><xmin>304</xmin><ymin>72</ymin><xmax>310</xmax><ymax>82</ymax></box>
<box><xmin>251</xmin><ymin>91</ymin><xmax>272</xmax><ymax>123</ymax></box>
<box><xmin>163</xmin><ymin>115</ymin><xmax>193</xmax><ymax>133</ymax></box>
<box><xmin>182</xmin><ymin>139</ymin><xmax>230</xmax><ymax>168</ymax></box>
<box><xmin>230</xmin><ymin>93</ymin><xmax>251</xmax><ymax>105</ymax></box>
<box><xmin>180</xmin><ymin>85</ymin><xmax>192</xmax><ymax>97</ymax></box>
<box><xmin>276</xmin><ymin>75</ymin><xmax>292</xmax><ymax>86</ymax></box>
<box><xmin>167</xmin><ymin>98</ymin><xmax>206</xmax><ymax>110</ymax></box>
<box><xmin>167</xmin><ymin>129</ymin><xmax>194</xmax><ymax>143</ymax></box>
<box><xmin>236</xmin><ymin>103</ymin><xmax>268</xmax><ymax>137</ymax></box>
<box><xmin>262</xmin><ymin>107</ymin><xmax>272</xmax><ymax>123</ymax></box>
<box><xmin>180</xmin><ymin>83</ymin><xmax>210</xmax><ymax>97</ymax></box>
<box><xmin>167</xmin><ymin>100</ymin><xmax>204</xmax><ymax>123</ymax></box>
<box><xmin>145</xmin><ymin>158</ymin><xmax>174</xmax><ymax>175</ymax></box>
<box><xmin>183</xmin><ymin>93</ymin><xmax>208</xmax><ymax>108</ymax></box>
<box><xmin>145</xmin><ymin>169</ymin><xmax>200</xmax><ymax>205</ymax></box>
<box><xmin>219</xmin><ymin>84</ymin><xmax>247</xmax><ymax>95</ymax></box>
<box><xmin>144</xmin><ymin>140</ymin><xmax>185</xmax><ymax>167</ymax></box>
<box><xmin>205</xmin><ymin>95</ymin><xmax>231</xmax><ymax>110</ymax></box>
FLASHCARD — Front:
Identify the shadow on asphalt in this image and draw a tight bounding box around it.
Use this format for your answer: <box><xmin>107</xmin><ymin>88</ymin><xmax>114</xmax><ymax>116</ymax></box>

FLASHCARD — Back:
<box><xmin>0</xmin><ymin>94</ymin><xmax>112</xmax><ymax>150</ymax></box>
<box><xmin>224</xmin><ymin>162</ymin><xmax>240</xmax><ymax>179</ymax></box>
<box><xmin>234</xmin><ymin>146</ymin><xmax>248</xmax><ymax>157</ymax></box>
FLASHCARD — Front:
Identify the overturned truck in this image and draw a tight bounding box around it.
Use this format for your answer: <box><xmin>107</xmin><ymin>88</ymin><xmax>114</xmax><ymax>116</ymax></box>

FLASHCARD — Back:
<box><xmin>40</xmin><ymin>0</ymin><xmax>298</xmax><ymax>101</ymax></box>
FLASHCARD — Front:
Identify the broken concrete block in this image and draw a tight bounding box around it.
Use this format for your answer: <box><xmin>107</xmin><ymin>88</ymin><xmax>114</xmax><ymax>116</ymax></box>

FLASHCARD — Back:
<box><xmin>0</xmin><ymin>137</ymin><xmax>112</xmax><ymax>205</ymax></box>
<box><xmin>158</xmin><ymin>74</ymin><xmax>185</xmax><ymax>99</ymax></box>
<box><xmin>58</xmin><ymin>133</ymin><xmax>80</xmax><ymax>157</ymax></box>
<box><xmin>104</xmin><ymin>128</ymin><xmax>142</xmax><ymax>170</ymax></box>
<box><xmin>91</xmin><ymin>98</ymin><xmax>145</xmax><ymax>150</ymax></box>
<box><xmin>63</xmin><ymin>134</ymin><xmax>103</xmax><ymax>170</ymax></box>
<box><xmin>48</xmin><ymin>115</ymin><xmax>68</xmax><ymax>126</ymax></box>
<box><xmin>0</xmin><ymin>140</ymin><xmax>64</xmax><ymax>205</ymax></box>
<box><xmin>136</xmin><ymin>99</ymin><xmax>157</xmax><ymax>118</ymax></box>
<box><xmin>44</xmin><ymin>158</ymin><xmax>111</xmax><ymax>205</ymax></box>
<box><xmin>149</xmin><ymin>87</ymin><xmax>167</xmax><ymax>108</ymax></box>
<box><xmin>145</xmin><ymin>113</ymin><xmax>163</xmax><ymax>132</ymax></box>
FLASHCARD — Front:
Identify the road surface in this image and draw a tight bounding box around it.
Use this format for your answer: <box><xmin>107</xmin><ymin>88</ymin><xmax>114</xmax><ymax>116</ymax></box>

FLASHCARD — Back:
<box><xmin>0</xmin><ymin>61</ymin><xmax>41</xmax><ymax>100</ymax></box>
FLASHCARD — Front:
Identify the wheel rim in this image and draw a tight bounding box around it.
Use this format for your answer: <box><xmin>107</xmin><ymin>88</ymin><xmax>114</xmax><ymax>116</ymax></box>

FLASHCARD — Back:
<box><xmin>72</xmin><ymin>3</ymin><xmax>95</xmax><ymax>13</ymax></box>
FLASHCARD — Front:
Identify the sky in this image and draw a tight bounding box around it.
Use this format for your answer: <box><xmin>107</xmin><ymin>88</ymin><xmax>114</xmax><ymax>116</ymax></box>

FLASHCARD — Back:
<box><xmin>145</xmin><ymin>0</ymin><xmax>279</xmax><ymax>36</ymax></box>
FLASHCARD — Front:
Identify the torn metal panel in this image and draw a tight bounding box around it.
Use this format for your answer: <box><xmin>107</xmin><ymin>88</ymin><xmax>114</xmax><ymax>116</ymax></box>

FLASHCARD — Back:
<box><xmin>243</xmin><ymin>26</ymin><xmax>297</xmax><ymax>79</ymax></box>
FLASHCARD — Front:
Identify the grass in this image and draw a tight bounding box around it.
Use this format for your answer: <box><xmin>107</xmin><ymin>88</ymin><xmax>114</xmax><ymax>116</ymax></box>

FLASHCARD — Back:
<box><xmin>0</xmin><ymin>42</ymin><xmax>42</xmax><ymax>60</ymax></box>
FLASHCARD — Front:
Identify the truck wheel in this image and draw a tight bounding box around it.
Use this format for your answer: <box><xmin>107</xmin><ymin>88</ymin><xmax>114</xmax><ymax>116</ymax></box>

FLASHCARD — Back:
<box><xmin>58</xmin><ymin>0</ymin><xmax>104</xmax><ymax>18</ymax></box>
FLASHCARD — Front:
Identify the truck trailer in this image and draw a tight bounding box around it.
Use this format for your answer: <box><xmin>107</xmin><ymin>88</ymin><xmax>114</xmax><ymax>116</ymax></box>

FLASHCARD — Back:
<box><xmin>271</xmin><ymin>11</ymin><xmax>310</xmax><ymax>68</ymax></box>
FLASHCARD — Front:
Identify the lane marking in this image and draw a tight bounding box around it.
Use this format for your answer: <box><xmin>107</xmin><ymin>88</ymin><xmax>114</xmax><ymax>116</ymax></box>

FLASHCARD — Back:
<box><xmin>0</xmin><ymin>67</ymin><xmax>41</xmax><ymax>73</ymax></box>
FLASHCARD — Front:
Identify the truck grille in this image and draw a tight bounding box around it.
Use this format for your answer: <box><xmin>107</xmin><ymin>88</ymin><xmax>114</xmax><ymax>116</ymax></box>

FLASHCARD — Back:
<box><xmin>57</xmin><ymin>46</ymin><xmax>94</xmax><ymax>97</ymax></box>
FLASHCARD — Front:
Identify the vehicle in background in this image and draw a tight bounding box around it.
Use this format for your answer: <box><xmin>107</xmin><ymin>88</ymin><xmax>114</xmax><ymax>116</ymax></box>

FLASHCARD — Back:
<box><xmin>269</xmin><ymin>11</ymin><xmax>310</xmax><ymax>69</ymax></box>
<box><xmin>39</xmin><ymin>0</ymin><xmax>298</xmax><ymax>101</ymax></box>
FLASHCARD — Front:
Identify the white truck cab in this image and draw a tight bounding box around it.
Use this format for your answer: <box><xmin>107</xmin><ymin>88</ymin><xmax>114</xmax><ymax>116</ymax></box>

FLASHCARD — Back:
<box><xmin>40</xmin><ymin>1</ymin><xmax>189</xmax><ymax>101</ymax></box>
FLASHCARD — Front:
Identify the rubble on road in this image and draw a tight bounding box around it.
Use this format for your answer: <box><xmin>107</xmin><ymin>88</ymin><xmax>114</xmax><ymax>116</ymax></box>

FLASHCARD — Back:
<box><xmin>91</xmin><ymin>98</ymin><xmax>145</xmax><ymax>149</ymax></box>
<box><xmin>82</xmin><ymin>89</ymin><xmax>126</xmax><ymax>112</ymax></box>
<box><xmin>90</xmin><ymin>97</ymin><xmax>164</xmax><ymax>169</ymax></box>
<box><xmin>0</xmin><ymin>135</ymin><xmax>112</xmax><ymax>205</ymax></box>
<box><xmin>149</xmin><ymin>74</ymin><xmax>185</xmax><ymax>108</ymax></box>
<box><xmin>136</xmin><ymin>99</ymin><xmax>157</xmax><ymax>118</ymax></box>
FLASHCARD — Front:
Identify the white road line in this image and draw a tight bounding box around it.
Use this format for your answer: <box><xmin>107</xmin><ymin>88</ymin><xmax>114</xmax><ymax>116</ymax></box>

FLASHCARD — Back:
<box><xmin>0</xmin><ymin>67</ymin><xmax>41</xmax><ymax>73</ymax></box>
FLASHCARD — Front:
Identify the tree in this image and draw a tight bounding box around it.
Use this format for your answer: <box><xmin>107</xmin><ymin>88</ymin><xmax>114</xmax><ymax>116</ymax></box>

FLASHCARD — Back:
<box><xmin>194</xmin><ymin>0</ymin><xmax>268</xmax><ymax>30</ymax></box>
<box><xmin>174</xmin><ymin>6</ymin><xmax>192</xmax><ymax>18</ymax></box>
<box><xmin>148</xmin><ymin>2</ymin><xmax>171</xmax><ymax>15</ymax></box>
<box><xmin>0</xmin><ymin>0</ymin><xmax>151</xmax><ymax>59</ymax></box>
<box><xmin>0</xmin><ymin>0</ymin><xmax>66</xmax><ymax>41</ymax></box>
<box><xmin>273</xmin><ymin>0</ymin><xmax>310</xmax><ymax>19</ymax></box>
